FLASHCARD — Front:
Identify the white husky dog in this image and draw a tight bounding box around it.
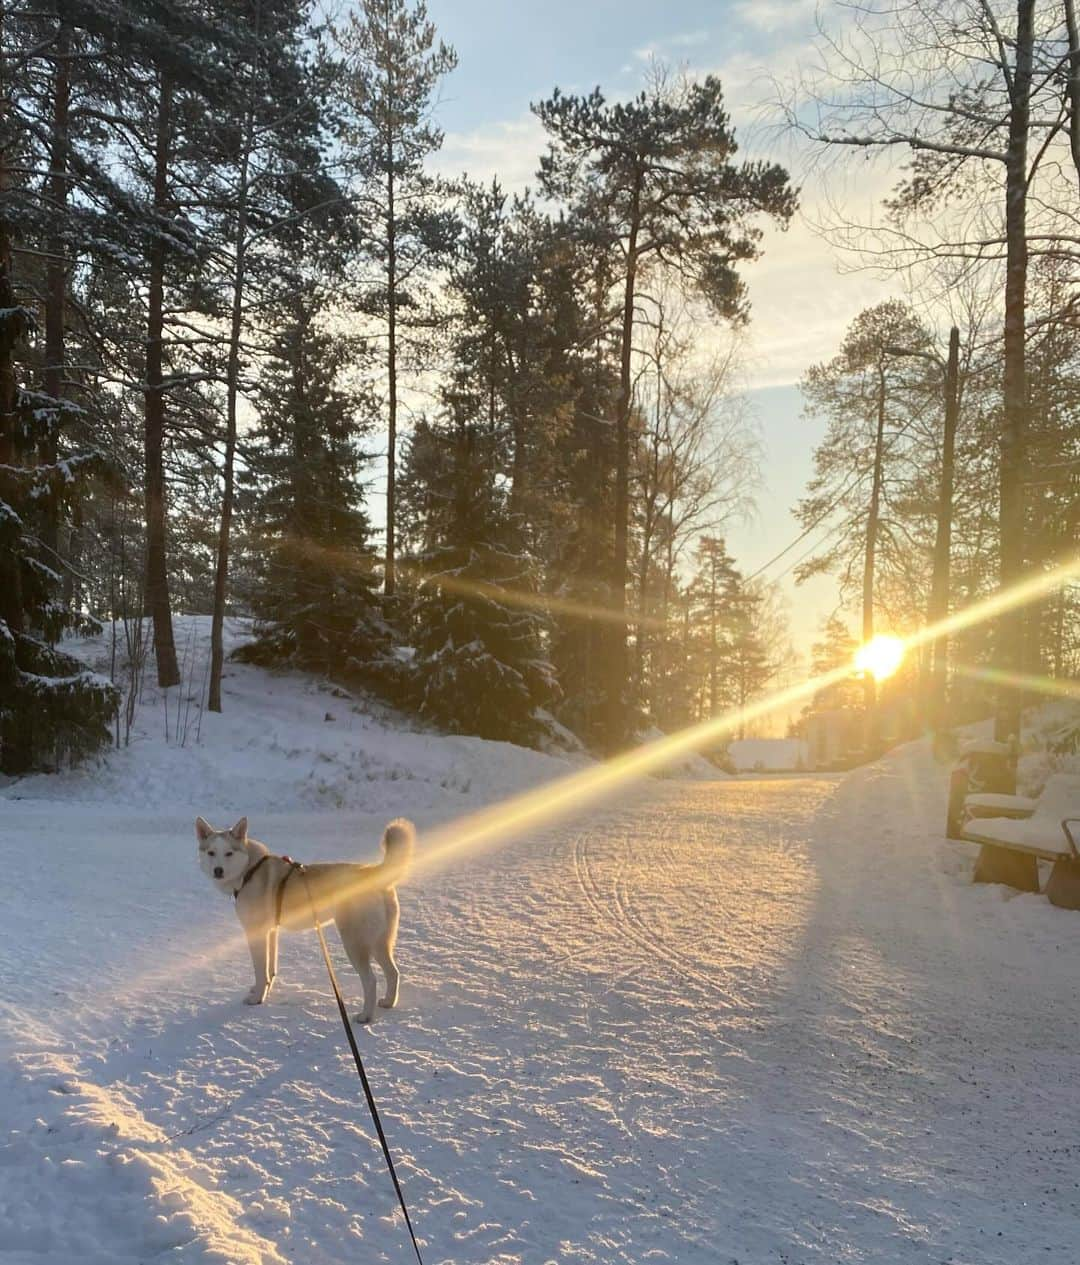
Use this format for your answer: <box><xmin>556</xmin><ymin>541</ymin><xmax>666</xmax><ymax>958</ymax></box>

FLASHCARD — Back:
<box><xmin>196</xmin><ymin>815</ymin><xmax>414</xmax><ymax>1022</ymax></box>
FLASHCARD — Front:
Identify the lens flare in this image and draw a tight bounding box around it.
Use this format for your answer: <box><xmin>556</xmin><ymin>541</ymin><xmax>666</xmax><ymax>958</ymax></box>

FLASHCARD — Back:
<box><xmin>953</xmin><ymin>664</ymin><xmax>1080</xmax><ymax>700</ymax></box>
<box><xmin>271</xmin><ymin>534</ymin><xmax>671</xmax><ymax>631</ymax></box>
<box><xmin>853</xmin><ymin>635</ymin><xmax>905</xmax><ymax>682</ymax></box>
<box><xmin>410</xmin><ymin>554</ymin><xmax>1080</xmax><ymax>879</ymax></box>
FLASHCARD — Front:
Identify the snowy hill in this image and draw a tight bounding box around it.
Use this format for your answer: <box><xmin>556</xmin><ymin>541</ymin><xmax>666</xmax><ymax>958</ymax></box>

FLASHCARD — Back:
<box><xmin>0</xmin><ymin>616</ymin><xmax>587</xmax><ymax>820</ymax></box>
<box><xmin>1</xmin><ymin>616</ymin><xmax>723</xmax><ymax>816</ymax></box>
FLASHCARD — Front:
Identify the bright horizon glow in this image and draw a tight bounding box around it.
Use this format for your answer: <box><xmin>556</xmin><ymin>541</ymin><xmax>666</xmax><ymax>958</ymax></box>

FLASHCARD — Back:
<box><xmin>281</xmin><ymin>552</ymin><xmax>1080</xmax><ymax>897</ymax></box>
<box><xmin>853</xmin><ymin>635</ymin><xmax>906</xmax><ymax>682</ymax></box>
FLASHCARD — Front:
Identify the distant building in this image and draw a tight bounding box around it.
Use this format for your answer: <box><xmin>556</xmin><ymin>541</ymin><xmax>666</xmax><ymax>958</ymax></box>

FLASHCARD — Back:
<box><xmin>804</xmin><ymin>708</ymin><xmax>865</xmax><ymax>770</ymax></box>
<box><xmin>727</xmin><ymin>737</ymin><xmax>809</xmax><ymax>772</ymax></box>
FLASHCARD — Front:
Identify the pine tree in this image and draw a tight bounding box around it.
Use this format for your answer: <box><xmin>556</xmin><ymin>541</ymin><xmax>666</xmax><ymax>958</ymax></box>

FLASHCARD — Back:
<box><xmin>0</xmin><ymin>5</ymin><xmax>118</xmax><ymax>772</ymax></box>
<box><xmin>334</xmin><ymin>0</ymin><xmax>457</xmax><ymax>598</ymax></box>
<box><xmin>544</xmin><ymin>216</ymin><xmax>622</xmax><ymax>748</ymax></box>
<box><xmin>534</xmin><ymin>70</ymin><xmax>796</xmax><ymax>748</ymax></box>
<box><xmin>687</xmin><ymin>536</ymin><xmax>742</xmax><ymax>717</ymax></box>
<box><xmin>797</xmin><ymin>300</ymin><xmax>940</xmax><ymax>706</ymax></box>
<box><xmin>724</xmin><ymin>581</ymin><xmax>785</xmax><ymax>735</ymax></box>
<box><xmin>50</xmin><ymin>0</ymin><xmax>244</xmax><ymax>689</ymax></box>
<box><xmin>800</xmin><ymin>616</ymin><xmax>863</xmax><ymax>723</ymax></box>
<box><xmin>200</xmin><ymin>0</ymin><xmax>351</xmax><ymax>711</ymax></box>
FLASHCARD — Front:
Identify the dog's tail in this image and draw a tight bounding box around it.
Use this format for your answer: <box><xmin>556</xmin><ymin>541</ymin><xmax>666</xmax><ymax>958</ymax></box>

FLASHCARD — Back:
<box><xmin>380</xmin><ymin>818</ymin><xmax>415</xmax><ymax>883</ymax></box>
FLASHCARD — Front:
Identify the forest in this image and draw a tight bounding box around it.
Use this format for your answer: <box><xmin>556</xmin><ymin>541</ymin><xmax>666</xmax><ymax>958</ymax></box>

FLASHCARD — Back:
<box><xmin>2</xmin><ymin>0</ymin><xmax>1078</xmax><ymax>775</ymax></box>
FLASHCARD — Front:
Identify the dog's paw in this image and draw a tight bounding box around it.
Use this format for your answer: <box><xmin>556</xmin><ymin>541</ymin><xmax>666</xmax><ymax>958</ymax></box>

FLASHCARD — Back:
<box><xmin>354</xmin><ymin>1012</ymin><xmax>374</xmax><ymax>1025</ymax></box>
<box><xmin>378</xmin><ymin>997</ymin><xmax>396</xmax><ymax>1009</ymax></box>
<box><xmin>244</xmin><ymin>988</ymin><xmax>268</xmax><ymax>1005</ymax></box>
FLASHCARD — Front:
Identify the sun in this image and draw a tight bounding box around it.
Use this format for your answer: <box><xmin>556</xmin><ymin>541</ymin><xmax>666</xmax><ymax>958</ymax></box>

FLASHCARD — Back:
<box><xmin>853</xmin><ymin>634</ymin><xmax>906</xmax><ymax>682</ymax></box>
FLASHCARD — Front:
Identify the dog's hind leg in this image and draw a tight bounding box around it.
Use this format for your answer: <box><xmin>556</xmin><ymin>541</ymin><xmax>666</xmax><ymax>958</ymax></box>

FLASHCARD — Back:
<box><xmin>268</xmin><ymin>928</ymin><xmax>279</xmax><ymax>986</ymax></box>
<box><xmin>337</xmin><ymin>924</ymin><xmax>378</xmax><ymax>1023</ymax></box>
<box><xmin>375</xmin><ymin>942</ymin><xmax>399</xmax><ymax>1010</ymax></box>
<box><xmin>244</xmin><ymin>928</ymin><xmax>271</xmax><ymax>1005</ymax></box>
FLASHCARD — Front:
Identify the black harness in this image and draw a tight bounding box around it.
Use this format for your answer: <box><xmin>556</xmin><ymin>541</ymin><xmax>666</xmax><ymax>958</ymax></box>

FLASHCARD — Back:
<box><xmin>234</xmin><ymin>854</ymin><xmax>304</xmax><ymax>928</ymax></box>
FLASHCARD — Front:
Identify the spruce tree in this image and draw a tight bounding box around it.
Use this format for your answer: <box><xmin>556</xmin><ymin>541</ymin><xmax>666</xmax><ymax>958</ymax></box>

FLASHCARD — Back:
<box><xmin>688</xmin><ymin>536</ymin><xmax>743</xmax><ymax>717</ymax></box>
<box><xmin>240</xmin><ymin>283</ymin><xmax>387</xmax><ymax>678</ymax></box>
<box><xmin>400</xmin><ymin>413</ymin><xmax>560</xmax><ymax>747</ymax></box>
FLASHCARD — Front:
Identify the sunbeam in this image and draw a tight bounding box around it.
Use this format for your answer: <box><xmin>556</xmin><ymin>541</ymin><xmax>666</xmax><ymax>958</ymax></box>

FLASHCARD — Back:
<box><xmin>141</xmin><ymin>554</ymin><xmax>1080</xmax><ymax>992</ymax></box>
<box><xmin>394</xmin><ymin>553</ymin><xmax>1080</xmax><ymax>882</ymax></box>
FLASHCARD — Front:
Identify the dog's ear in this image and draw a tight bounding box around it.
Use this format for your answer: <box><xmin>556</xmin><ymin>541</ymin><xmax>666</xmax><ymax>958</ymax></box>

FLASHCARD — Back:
<box><xmin>195</xmin><ymin>816</ymin><xmax>214</xmax><ymax>843</ymax></box>
<box><xmin>229</xmin><ymin>817</ymin><xmax>248</xmax><ymax>842</ymax></box>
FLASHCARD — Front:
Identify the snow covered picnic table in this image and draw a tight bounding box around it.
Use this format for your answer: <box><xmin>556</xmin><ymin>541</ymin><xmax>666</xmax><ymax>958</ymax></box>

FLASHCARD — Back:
<box><xmin>955</xmin><ymin>773</ymin><xmax>1080</xmax><ymax>904</ymax></box>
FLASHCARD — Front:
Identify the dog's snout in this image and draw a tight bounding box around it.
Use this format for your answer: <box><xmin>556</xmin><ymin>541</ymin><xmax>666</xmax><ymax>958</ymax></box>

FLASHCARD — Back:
<box><xmin>213</xmin><ymin>866</ymin><xmax>224</xmax><ymax>879</ymax></box>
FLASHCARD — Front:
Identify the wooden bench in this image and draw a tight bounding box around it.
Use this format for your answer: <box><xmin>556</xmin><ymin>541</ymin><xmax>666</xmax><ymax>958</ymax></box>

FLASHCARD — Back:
<box><xmin>955</xmin><ymin>774</ymin><xmax>1080</xmax><ymax>907</ymax></box>
<box><xmin>963</xmin><ymin>792</ymin><xmax>1038</xmax><ymax>820</ymax></box>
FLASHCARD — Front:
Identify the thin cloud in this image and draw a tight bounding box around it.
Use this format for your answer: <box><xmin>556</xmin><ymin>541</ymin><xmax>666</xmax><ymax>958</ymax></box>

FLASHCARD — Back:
<box><xmin>633</xmin><ymin>29</ymin><xmax>712</xmax><ymax>62</ymax></box>
<box><xmin>433</xmin><ymin>115</ymin><xmax>547</xmax><ymax>195</ymax></box>
<box><xmin>733</xmin><ymin>0</ymin><xmax>817</xmax><ymax>34</ymax></box>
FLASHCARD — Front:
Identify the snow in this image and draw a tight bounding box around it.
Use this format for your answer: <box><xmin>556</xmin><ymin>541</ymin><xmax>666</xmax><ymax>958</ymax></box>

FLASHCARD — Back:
<box><xmin>961</xmin><ymin>773</ymin><xmax>1080</xmax><ymax>857</ymax></box>
<box><xmin>636</xmin><ymin>725</ymin><xmax>727</xmax><ymax>780</ymax></box>
<box><xmin>5</xmin><ymin>628</ymin><xmax>1080</xmax><ymax>1263</ymax></box>
<box><xmin>964</xmin><ymin>792</ymin><xmax>1038</xmax><ymax>814</ymax></box>
<box><xmin>963</xmin><ymin>812</ymin><xmax>1074</xmax><ymax>856</ymax></box>
<box><xmin>4</xmin><ymin>617</ymin><xmax>584</xmax><ymax>817</ymax></box>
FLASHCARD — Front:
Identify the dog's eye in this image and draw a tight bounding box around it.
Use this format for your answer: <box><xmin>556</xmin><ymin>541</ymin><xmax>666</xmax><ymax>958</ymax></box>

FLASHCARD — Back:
<box><xmin>208</xmin><ymin>851</ymin><xmax>215</xmax><ymax>858</ymax></box>
<box><xmin>225</xmin><ymin>851</ymin><xmax>233</xmax><ymax>857</ymax></box>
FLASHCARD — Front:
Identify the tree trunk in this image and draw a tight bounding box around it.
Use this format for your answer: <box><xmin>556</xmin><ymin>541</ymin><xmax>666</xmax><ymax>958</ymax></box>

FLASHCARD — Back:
<box><xmin>637</xmin><ymin>527</ymin><xmax>652</xmax><ymax>695</ymax></box>
<box><xmin>607</xmin><ymin>170</ymin><xmax>642</xmax><ymax>748</ymax></box>
<box><xmin>144</xmin><ymin>74</ymin><xmax>180</xmax><ymax>689</ymax></box>
<box><xmin>41</xmin><ymin>21</ymin><xmax>70</xmax><ymax>560</ymax></box>
<box><xmin>657</xmin><ymin>529</ymin><xmax>674</xmax><ymax>725</ymax></box>
<box><xmin>509</xmin><ymin>359</ymin><xmax>527</xmax><ymax>520</ymax></box>
<box><xmin>862</xmin><ymin>363</ymin><xmax>887</xmax><ymax>721</ymax></box>
<box><xmin>708</xmin><ymin>556</ymin><xmax>718</xmax><ymax>715</ymax></box>
<box><xmin>384</xmin><ymin>135</ymin><xmax>398</xmax><ymax>597</ymax></box>
<box><xmin>926</xmin><ymin>326</ymin><xmax>960</xmax><ymax>728</ymax></box>
<box><xmin>0</xmin><ymin>5</ymin><xmax>29</xmax><ymax>771</ymax></box>
<box><xmin>1065</xmin><ymin>0</ymin><xmax>1080</xmax><ymax>192</ymax></box>
<box><xmin>209</xmin><ymin>22</ymin><xmax>258</xmax><ymax>714</ymax></box>
<box><xmin>637</xmin><ymin>369</ymin><xmax>663</xmax><ymax>698</ymax></box>
<box><xmin>994</xmin><ymin>0</ymin><xmax>1033</xmax><ymax>742</ymax></box>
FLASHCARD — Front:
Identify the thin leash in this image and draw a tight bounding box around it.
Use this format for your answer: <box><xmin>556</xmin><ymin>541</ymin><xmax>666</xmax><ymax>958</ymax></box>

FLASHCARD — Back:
<box><xmin>295</xmin><ymin>867</ymin><xmax>425</xmax><ymax>1265</ymax></box>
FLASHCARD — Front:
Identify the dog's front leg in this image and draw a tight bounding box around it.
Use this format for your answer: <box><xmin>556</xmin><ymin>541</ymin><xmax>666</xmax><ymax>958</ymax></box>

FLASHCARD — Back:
<box><xmin>244</xmin><ymin>926</ymin><xmax>272</xmax><ymax>1005</ymax></box>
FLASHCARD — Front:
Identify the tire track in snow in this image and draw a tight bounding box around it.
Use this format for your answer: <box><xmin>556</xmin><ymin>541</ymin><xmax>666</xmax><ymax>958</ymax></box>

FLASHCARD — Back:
<box><xmin>572</xmin><ymin>827</ymin><xmax>734</xmax><ymax>1006</ymax></box>
<box><xmin>611</xmin><ymin>847</ymin><xmax>730</xmax><ymax>1003</ymax></box>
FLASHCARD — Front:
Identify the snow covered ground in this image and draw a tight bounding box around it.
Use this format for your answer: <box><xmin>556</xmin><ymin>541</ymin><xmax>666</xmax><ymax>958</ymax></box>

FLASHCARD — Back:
<box><xmin>4</xmin><ymin>626</ymin><xmax>1080</xmax><ymax>1263</ymax></box>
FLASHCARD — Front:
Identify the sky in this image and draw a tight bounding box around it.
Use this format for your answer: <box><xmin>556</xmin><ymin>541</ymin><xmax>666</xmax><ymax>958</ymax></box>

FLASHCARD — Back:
<box><xmin>417</xmin><ymin>0</ymin><xmax>905</xmax><ymax>667</ymax></box>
